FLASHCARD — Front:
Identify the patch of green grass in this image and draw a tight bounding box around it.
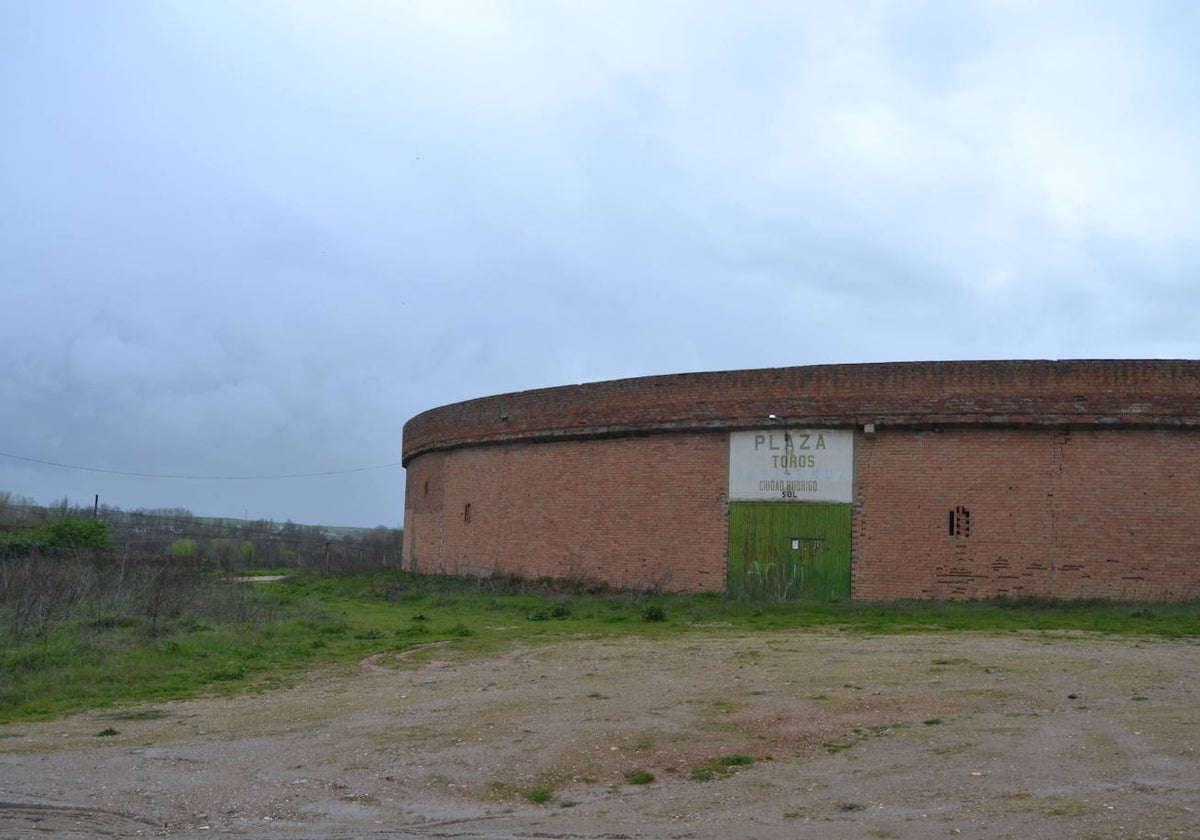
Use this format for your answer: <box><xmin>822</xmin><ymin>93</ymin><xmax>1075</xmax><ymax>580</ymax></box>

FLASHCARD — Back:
<box><xmin>207</xmin><ymin>662</ymin><xmax>247</xmax><ymax>681</ymax></box>
<box><xmin>690</xmin><ymin>754</ymin><xmax>756</xmax><ymax>781</ymax></box>
<box><xmin>95</xmin><ymin>727</ymin><xmax>120</xmax><ymax>737</ymax></box>
<box><xmin>524</xmin><ymin>787</ymin><xmax>553</xmax><ymax>804</ymax></box>
<box><xmin>529</xmin><ymin>604</ymin><xmax>572</xmax><ymax>621</ymax></box>
<box><xmin>3</xmin><ymin>567</ymin><xmax>1199</xmax><ymax>723</ymax></box>
<box><xmin>626</xmin><ymin>770</ymin><xmax>654</xmax><ymax>785</ymax></box>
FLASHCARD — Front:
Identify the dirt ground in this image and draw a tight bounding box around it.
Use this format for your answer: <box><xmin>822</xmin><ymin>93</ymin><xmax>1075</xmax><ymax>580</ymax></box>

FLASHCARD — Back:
<box><xmin>1</xmin><ymin>630</ymin><xmax>1197</xmax><ymax>839</ymax></box>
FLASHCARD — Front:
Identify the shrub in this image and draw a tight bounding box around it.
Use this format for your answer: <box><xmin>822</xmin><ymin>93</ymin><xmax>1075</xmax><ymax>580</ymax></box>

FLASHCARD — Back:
<box><xmin>21</xmin><ymin>517</ymin><xmax>113</xmax><ymax>553</ymax></box>
<box><xmin>641</xmin><ymin>605</ymin><xmax>666</xmax><ymax>623</ymax></box>
<box><xmin>524</xmin><ymin>787</ymin><xmax>553</xmax><ymax>804</ymax></box>
<box><xmin>528</xmin><ymin>603</ymin><xmax>572</xmax><ymax>621</ymax></box>
<box><xmin>167</xmin><ymin>539</ymin><xmax>198</xmax><ymax>557</ymax></box>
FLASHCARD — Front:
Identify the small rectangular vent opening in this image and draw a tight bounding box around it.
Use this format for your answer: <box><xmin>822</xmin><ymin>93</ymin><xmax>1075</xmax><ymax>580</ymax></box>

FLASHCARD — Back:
<box><xmin>948</xmin><ymin>506</ymin><xmax>971</xmax><ymax>538</ymax></box>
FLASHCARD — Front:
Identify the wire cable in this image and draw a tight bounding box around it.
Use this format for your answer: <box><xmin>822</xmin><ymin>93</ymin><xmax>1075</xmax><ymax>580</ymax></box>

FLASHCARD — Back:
<box><xmin>0</xmin><ymin>450</ymin><xmax>398</xmax><ymax>480</ymax></box>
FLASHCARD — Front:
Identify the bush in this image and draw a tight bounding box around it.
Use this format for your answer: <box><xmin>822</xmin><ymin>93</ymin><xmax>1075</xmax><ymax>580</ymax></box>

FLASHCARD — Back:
<box><xmin>641</xmin><ymin>605</ymin><xmax>666</xmax><ymax>623</ymax></box>
<box><xmin>168</xmin><ymin>539</ymin><xmax>199</xmax><ymax>557</ymax></box>
<box><xmin>523</xmin><ymin>787</ymin><xmax>553</xmax><ymax>804</ymax></box>
<box><xmin>30</xmin><ymin>517</ymin><xmax>112</xmax><ymax>551</ymax></box>
<box><xmin>528</xmin><ymin>603</ymin><xmax>572</xmax><ymax>621</ymax></box>
<box><xmin>0</xmin><ymin>531</ymin><xmax>39</xmax><ymax>558</ymax></box>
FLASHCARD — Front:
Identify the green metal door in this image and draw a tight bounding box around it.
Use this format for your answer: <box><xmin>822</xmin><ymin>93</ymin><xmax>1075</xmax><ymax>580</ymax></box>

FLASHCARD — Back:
<box><xmin>727</xmin><ymin>502</ymin><xmax>852</xmax><ymax>600</ymax></box>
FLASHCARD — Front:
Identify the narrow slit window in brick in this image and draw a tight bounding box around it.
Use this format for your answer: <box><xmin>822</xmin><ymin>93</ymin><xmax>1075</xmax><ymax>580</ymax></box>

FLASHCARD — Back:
<box><xmin>949</xmin><ymin>506</ymin><xmax>971</xmax><ymax>538</ymax></box>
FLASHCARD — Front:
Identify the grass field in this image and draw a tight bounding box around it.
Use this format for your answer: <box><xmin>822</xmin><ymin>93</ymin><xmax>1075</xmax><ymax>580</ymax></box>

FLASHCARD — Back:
<box><xmin>2</xmin><ymin>567</ymin><xmax>1198</xmax><ymax>723</ymax></box>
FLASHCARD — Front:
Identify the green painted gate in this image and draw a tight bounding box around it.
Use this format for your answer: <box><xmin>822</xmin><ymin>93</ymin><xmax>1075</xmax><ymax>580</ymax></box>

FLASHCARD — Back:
<box><xmin>727</xmin><ymin>502</ymin><xmax>852</xmax><ymax>600</ymax></box>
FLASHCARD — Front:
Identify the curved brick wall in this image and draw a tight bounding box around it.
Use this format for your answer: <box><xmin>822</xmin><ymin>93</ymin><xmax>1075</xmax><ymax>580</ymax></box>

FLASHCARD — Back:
<box><xmin>403</xmin><ymin>360</ymin><xmax>1200</xmax><ymax>463</ymax></box>
<box><xmin>402</xmin><ymin>360</ymin><xmax>1200</xmax><ymax>600</ymax></box>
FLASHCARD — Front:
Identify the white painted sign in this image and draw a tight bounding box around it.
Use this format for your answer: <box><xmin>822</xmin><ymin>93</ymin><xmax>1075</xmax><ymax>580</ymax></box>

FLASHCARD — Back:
<box><xmin>729</xmin><ymin>429</ymin><xmax>854</xmax><ymax>502</ymax></box>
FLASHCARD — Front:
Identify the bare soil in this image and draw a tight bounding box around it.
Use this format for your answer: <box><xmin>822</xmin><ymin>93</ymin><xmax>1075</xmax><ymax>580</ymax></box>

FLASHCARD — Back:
<box><xmin>1</xmin><ymin>631</ymin><xmax>1197</xmax><ymax>839</ymax></box>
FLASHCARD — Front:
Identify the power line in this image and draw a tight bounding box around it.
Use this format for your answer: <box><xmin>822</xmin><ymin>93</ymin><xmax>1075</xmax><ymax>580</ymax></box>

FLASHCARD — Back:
<box><xmin>0</xmin><ymin>451</ymin><xmax>399</xmax><ymax>481</ymax></box>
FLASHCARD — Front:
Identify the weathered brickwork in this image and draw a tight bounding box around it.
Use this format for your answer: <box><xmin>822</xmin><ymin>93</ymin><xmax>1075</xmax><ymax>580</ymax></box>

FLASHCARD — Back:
<box><xmin>404</xmin><ymin>435</ymin><xmax>729</xmax><ymax>591</ymax></box>
<box><xmin>403</xmin><ymin>361</ymin><xmax>1200</xmax><ymax>600</ymax></box>
<box><xmin>404</xmin><ymin>360</ymin><xmax>1200</xmax><ymax>461</ymax></box>
<box><xmin>853</xmin><ymin>428</ymin><xmax>1200</xmax><ymax>600</ymax></box>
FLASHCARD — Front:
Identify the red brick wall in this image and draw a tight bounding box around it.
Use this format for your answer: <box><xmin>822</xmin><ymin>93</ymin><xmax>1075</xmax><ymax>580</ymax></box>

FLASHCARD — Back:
<box><xmin>853</xmin><ymin>428</ymin><xmax>1200</xmax><ymax>601</ymax></box>
<box><xmin>403</xmin><ymin>361</ymin><xmax>1200</xmax><ymax>600</ymax></box>
<box><xmin>405</xmin><ymin>434</ymin><xmax>729</xmax><ymax>592</ymax></box>
<box><xmin>402</xmin><ymin>451</ymin><xmax>446</xmax><ymax>573</ymax></box>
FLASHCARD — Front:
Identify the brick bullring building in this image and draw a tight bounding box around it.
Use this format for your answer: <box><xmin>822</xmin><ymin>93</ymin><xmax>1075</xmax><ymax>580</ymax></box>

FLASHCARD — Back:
<box><xmin>402</xmin><ymin>360</ymin><xmax>1200</xmax><ymax>601</ymax></box>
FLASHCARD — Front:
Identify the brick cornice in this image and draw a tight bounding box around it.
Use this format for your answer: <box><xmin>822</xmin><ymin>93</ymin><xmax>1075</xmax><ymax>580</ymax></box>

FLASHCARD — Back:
<box><xmin>401</xmin><ymin>359</ymin><xmax>1200</xmax><ymax>465</ymax></box>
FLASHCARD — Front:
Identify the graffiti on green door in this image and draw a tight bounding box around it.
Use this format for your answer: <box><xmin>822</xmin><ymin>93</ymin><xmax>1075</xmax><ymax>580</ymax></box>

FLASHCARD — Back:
<box><xmin>727</xmin><ymin>502</ymin><xmax>851</xmax><ymax>600</ymax></box>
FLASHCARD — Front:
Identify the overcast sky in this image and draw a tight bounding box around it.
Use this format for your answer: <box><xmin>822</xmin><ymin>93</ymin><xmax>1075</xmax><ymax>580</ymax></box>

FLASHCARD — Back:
<box><xmin>3</xmin><ymin>1</ymin><xmax>1198</xmax><ymax>527</ymax></box>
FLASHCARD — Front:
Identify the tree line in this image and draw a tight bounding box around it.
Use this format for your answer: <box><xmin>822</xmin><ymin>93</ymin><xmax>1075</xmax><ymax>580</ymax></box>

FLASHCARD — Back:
<box><xmin>0</xmin><ymin>490</ymin><xmax>403</xmax><ymax>572</ymax></box>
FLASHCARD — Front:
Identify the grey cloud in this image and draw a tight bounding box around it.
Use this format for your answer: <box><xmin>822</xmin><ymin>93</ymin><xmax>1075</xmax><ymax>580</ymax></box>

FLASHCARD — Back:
<box><xmin>2</xmin><ymin>0</ymin><xmax>1197</xmax><ymax>525</ymax></box>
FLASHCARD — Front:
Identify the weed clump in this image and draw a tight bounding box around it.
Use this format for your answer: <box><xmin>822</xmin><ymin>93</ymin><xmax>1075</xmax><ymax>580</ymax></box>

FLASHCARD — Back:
<box><xmin>690</xmin><ymin>754</ymin><xmax>755</xmax><ymax>781</ymax></box>
<box><xmin>524</xmin><ymin>787</ymin><xmax>553</xmax><ymax>804</ymax></box>
<box><xmin>527</xmin><ymin>603</ymin><xmax>572</xmax><ymax>621</ymax></box>
<box><xmin>641</xmin><ymin>605</ymin><xmax>667</xmax><ymax>623</ymax></box>
<box><xmin>207</xmin><ymin>663</ymin><xmax>246</xmax><ymax>681</ymax></box>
